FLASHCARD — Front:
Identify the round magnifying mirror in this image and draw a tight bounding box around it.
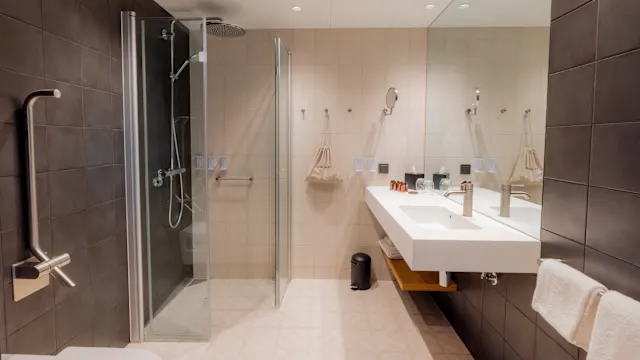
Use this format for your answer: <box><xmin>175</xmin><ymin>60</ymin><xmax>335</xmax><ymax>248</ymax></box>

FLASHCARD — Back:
<box><xmin>384</xmin><ymin>88</ymin><xmax>398</xmax><ymax>115</ymax></box>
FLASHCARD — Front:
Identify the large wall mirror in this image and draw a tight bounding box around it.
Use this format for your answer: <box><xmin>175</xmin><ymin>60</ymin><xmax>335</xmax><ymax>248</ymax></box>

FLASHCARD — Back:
<box><xmin>425</xmin><ymin>0</ymin><xmax>552</xmax><ymax>239</ymax></box>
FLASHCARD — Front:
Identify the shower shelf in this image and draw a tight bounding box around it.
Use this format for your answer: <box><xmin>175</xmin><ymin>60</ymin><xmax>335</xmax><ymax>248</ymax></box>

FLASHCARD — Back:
<box><xmin>383</xmin><ymin>254</ymin><xmax>457</xmax><ymax>292</ymax></box>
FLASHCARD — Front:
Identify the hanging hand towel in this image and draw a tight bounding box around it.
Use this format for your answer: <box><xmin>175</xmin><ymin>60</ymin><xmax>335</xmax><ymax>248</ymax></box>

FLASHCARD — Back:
<box><xmin>587</xmin><ymin>291</ymin><xmax>640</xmax><ymax>360</ymax></box>
<box><xmin>510</xmin><ymin>110</ymin><xmax>543</xmax><ymax>183</ymax></box>
<box><xmin>532</xmin><ymin>260</ymin><xmax>607</xmax><ymax>350</ymax></box>
<box><xmin>306</xmin><ymin>112</ymin><xmax>342</xmax><ymax>183</ymax></box>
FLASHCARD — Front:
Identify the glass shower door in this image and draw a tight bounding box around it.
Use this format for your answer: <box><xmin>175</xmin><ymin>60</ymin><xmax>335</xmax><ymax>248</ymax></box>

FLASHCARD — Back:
<box><xmin>275</xmin><ymin>38</ymin><xmax>291</xmax><ymax>305</ymax></box>
<box><xmin>138</xmin><ymin>16</ymin><xmax>210</xmax><ymax>341</ymax></box>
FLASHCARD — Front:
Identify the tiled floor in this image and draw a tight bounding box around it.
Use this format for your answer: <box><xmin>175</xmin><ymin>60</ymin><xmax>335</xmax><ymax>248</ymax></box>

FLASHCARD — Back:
<box><xmin>130</xmin><ymin>279</ymin><xmax>473</xmax><ymax>360</ymax></box>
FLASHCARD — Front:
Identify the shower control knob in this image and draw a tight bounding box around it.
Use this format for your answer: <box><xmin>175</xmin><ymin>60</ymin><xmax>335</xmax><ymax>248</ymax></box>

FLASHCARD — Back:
<box><xmin>152</xmin><ymin>170</ymin><xmax>164</xmax><ymax>188</ymax></box>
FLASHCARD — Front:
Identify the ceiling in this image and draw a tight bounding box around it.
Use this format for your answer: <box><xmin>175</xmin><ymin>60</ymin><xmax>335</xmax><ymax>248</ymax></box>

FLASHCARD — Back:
<box><xmin>156</xmin><ymin>0</ymin><xmax>551</xmax><ymax>29</ymax></box>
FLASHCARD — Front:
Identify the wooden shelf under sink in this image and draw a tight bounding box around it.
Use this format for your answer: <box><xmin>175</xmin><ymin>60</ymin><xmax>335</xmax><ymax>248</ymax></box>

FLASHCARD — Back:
<box><xmin>383</xmin><ymin>253</ymin><xmax>457</xmax><ymax>292</ymax></box>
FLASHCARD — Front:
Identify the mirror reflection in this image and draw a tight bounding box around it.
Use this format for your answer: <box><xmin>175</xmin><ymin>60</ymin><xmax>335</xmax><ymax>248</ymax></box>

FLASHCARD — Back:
<box><xmin>425</xmin><ymin>0</ymin><xmax>551</xmax><ymax>239</ymax></box>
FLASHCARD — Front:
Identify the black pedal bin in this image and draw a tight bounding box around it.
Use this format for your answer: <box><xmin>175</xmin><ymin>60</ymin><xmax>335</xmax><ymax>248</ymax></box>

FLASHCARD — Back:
<box><xmin>350</xmin><ymin>253</ymin><xmax>371</xmax><ymax>290</ymax></box>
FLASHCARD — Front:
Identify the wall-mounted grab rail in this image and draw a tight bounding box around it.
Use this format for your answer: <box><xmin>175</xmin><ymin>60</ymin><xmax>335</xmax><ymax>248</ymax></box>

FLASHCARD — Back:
<box><xmin>14</xmin><ymin>90</ymin><xmax>75</xmax><ymax>289</ymax></box>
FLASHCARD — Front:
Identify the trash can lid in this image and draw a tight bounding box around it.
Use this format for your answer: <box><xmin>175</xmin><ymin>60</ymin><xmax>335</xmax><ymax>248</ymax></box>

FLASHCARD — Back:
<box><xmin>351</xmin><ymin>253</ymin><xmax>371</xmax><ymax>262</ymax></box>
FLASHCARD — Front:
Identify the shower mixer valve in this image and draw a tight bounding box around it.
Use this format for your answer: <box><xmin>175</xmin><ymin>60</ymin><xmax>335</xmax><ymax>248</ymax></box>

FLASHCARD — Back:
<box><xmin>152</xmin><ymin>168</ymin><xmax>186</xmax><ymax>188</ymax></box>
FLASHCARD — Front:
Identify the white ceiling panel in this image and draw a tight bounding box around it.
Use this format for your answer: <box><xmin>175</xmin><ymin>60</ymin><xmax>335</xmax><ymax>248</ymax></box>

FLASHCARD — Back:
<box><xmin>156</xmin><ymin>0</ymin><xmax>551</xmax><ymax>29</ymax></box>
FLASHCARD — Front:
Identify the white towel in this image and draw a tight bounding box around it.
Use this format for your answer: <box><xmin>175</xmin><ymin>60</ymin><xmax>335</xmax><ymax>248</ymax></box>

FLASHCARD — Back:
<box><xmin>587</xmin><ymin>291</ymin><xmax>640</xmax><ymax>360</ymax></box>
<box><xmin>532</xmin><ymin>260</ymin><xmax>607</xmax><ymax>350</ymax></box>
<box><xmin>378</xmin><ymin>236</ymin><xmax>403</xmax><ymax>260</ymax></box>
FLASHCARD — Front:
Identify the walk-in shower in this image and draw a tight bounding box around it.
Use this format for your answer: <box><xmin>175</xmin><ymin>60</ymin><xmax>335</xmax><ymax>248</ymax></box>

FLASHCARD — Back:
<box><xmin>122</xmin><ymin>12</ymin><xmax>291</xmax><ymax>343</ymax></box>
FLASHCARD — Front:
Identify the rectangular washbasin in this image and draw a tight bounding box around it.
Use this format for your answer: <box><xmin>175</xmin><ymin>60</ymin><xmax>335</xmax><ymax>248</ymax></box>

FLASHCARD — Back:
<box><xmin>400</xmin><ymin>205</ymin><xmax>481</xmax><ymax>230</ymax></box>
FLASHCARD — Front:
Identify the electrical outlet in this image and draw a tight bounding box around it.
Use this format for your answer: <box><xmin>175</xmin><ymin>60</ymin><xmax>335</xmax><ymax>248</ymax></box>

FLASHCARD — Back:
<box><xmin>378</xmin><ymin>163</ymin><xmax>389</xmax><ymax>174</ymax></box>
<box><xmin>460</xmin><ymin>164</ymin><xmax>471</xmax><ymax>175</ymax></box>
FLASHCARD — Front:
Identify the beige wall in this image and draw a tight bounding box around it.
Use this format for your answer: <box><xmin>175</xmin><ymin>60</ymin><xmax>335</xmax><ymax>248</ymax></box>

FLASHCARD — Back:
<box><xmin>425</xmin><ymin>27</ymin><xmax>549</xmax><ymax>201</ymax></box>
<box><xmin>206</xmin><ymin>28</ymin><xmax>428</xmax><ymax>280</ymax></box>
<box><xmin>289</xmin><ymin>28</ymin><xmax>428</xmax><ymax>280</ymax></box>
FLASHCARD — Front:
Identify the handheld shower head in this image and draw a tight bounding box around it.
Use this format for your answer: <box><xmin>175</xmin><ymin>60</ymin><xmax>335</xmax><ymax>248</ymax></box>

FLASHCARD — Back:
<box><xmin>171</xmin><ymin>51</ymin><xmax>206</xmax><ymax>80</ymax></box>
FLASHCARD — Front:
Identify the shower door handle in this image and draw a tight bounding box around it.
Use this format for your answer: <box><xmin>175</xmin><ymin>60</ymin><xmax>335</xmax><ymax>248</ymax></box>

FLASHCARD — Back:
<box><xmin>13</xmin><ymin>90</ymin><xmax>76</xmax><ymax>290</ymax></box>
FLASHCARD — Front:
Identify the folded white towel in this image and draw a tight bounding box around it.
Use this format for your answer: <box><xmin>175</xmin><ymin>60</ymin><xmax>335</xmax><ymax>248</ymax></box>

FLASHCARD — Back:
<box><xmin>532</xmin><ymin>260</ymin><xmax>607</xmax><ymax>350</ymax></box>
<box><xmin>587</xmin><ymin>291</ymin><xmax>640</xmax><ymax>360</ymax></box>
<box><xmin>378</xmin><ymin>236</ymin><xmax>402</xmax><ymax>259</ymax></box>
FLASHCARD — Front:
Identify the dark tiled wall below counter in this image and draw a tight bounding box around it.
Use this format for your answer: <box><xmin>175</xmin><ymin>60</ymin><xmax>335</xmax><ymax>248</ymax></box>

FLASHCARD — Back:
<box><xmin>0</xmin><ymin>0</ymin><xmax>169</xmax><ymax>355</ymax></box>
<box><xmin>432</xmin><ymin>0</ymin><xmax>640</xmax><ymax>359</ymax></box>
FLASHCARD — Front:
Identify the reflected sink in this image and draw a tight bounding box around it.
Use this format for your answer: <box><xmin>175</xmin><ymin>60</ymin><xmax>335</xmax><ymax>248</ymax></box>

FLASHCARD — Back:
<box><xmin>400</xmin><ymin>205</ymin><xmax>481</xmax><ymax>230</ymax></box>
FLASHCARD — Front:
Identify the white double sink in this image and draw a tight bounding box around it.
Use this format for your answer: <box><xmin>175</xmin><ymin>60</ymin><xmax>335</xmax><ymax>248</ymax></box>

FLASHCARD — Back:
<box><xmin>365</xmin><ymin>186</ymin><xmax>540</xmax><ymax>274</ymax></box>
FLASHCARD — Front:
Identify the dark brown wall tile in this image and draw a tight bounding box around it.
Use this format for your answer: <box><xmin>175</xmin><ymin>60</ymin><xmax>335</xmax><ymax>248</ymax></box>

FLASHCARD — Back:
<box><xmin>45</xmin><ymin>81</ymin><xmax>83</xmax><ymax>126</ymax></box>
<box><xmin>0</xmin><ymin>176</ymin><xmax>21</xmax><ymax>232</ymax></box>
<box><xmin>506</xmin><ymin>274</ymin><xmax>538</xmax><ymax>322</ymax></box>
<box><xmin>82</xmin><ymin>47</ymin><xmax>111</xmax><ymax>91</ymax></box>
<box><xmin>481</xmin><ymin>319</ymin><xmax>504</xmax><ymax>360</ymax></box>
<box><xmin>482</xmin><ymin>286</ymin><xmax>506</xmax><ymax>337</ymax></box>
<box><xmin>83</xmin><ymin>89</ymin><xmax>112</xmax><ymax>128</ymax></box>
<box><xmin>0</xmin><ymin>14</ymin><xmax>44</xmax><ymax>76</ymax></box>
<box><xmin>585</xmin><ymin>247</ymin><xmax>640</xmax><ymax>301</ymax></box>
<box><xmin>48</xmin><ymin>126</ymin><xmax>86</xmax><ymax>171</ymax></box>
<box><xmin>505</xmin><ymin>303</ymin><xmax>536</xmax><ymax>360</ymax></box>
<box><xmin>112</xmin><ymin>58</ymin><xmax>123</xmax><ymax>94</ymax></box>
<box><xmin>55</xmin><ymin>287</ymin><xmax>93</xmax><ymax>347</ymax></box>
<box><xmin>549</xmin><ymin>1</ymin><xmax>597</xmax><ymax>73</ymax></box>
<box><xmin>43</xmin><ymin>32</ymin><xmax>82</xmax><ymax>85</ymax></box>
<box><xmin>50</xmin><ymin>169</ymin><xmax>86</xmax><ymax>217</ymax></box>
<box><xmin>92</xmin><ymin>301</ymin><xmax>129</xmax><ymax>347</ymax></box>
<box><xmin>3</xmin><ymin>283</ymin><xmax>54</xmax><ymax>335</ymax></box>
<box><xmin>114</xmin><ymin>130</ymin><xmax>124</xmax><ymax>163</ymax></box>
<box><xmin>6</xmin><ymin>311</ymin><xmax>56</xmax><ymax>355</ymax></box>
<box><xmin>85</xmin><ymin>129</ymin><xmax>114</xmax><ymax>167</ymax></box>
<box><xmin>36</xmin><ymin>173</ymin><xmax>50</xmax><ymax>219</ymax></box>
<box><xmin>0</xmin><ymin>0</ymin><xmax>42</xmax><ymax>27</ymax></box>
<box><xmin>590</xmin><ymin>123</ymin><xmax>640</xmax><ymax>193</ymax></box>
<box><xmin>541</xmin><ymin>180</ymin><xmax>588</xmax><ymax>243</ymax></box>
<box><xmin>59</xmin><ymin>327</ymin><xmax>93</xmax><ymax>350</ymax></box>
<box><xmin>42</xmin><ymin>0</ymin><xmax>81</xmax><ymax>43</ymax></box>
<box><xmin>597</xmin><ymin>0</ymin><xmax>640</xmax><ymax>59</ymax></box>
<box><xmin>89</xmin><ymin>237</ymin><xmax>126</xmax><ymax>281</ymax></box>
<box><xmin>587</xmin><ymin>187</ymin><xmax>640</xmax><ymax>266</ymax></box>
<box><xmin>0</xmin><ymin>121</ymin><xmax>20</xmax><ymax>177</ymax></box>
<box><xmin>504</xmin><ymin>341</ymin><xmax>524</xmax><ymax>360</ymax></box>
<box><xmin>541</xmin><ymin>230</ymin><xmax>585</xmax><ymax>271</ymax></box>
<box><xmin>546</xmin><ymin>65</ymin><xmax>594</xmax><ymax>127</ymax></box>
<box><xmin>537</xmin><ymin>316</ymin><xmax>580</xmax><ymax>359</ymax></box>
<box><xmin>80</xmin><ymin>0</ymin><xmax>110</xmax><ymax>55</ymax></box>
<box><xmin>535</xmin><ymin>328</ymin><xmax>575</xmax><ymax>360</ymax></box>
<box><xmin>112</xmin><ymin>94</ymin><xmax>123</xmax><ymax>129</ymax></box>
<box><xmin>458</xmin><ymin>273</ymin><xmax>483</xmax><ymax>311</ymax></box>
<box><xmin>1</xmin><ymin>225</ymin><xmax>51</xmax><ymax>283</ymax></box>
<box><xmin>551</xmin><ymin>0</ymin><xmax>591</xmax><ymax>20</ymax></box>
<box><xmin>86</xmin><ymin>165</ymin><xmax>114</xmax><ymax>206</ymax></box>
<box><xmin>86</xmin><ymin>201</ymin><xmax>115</xmax><ymax>244</ymax></box>
<box><xmin>51</xmin><ymin>210</ymin><xmax>87</xmax><ymax>255</ymax></box>
<box><xmin>0</xmin><ymin>69</ymin><xmax>46</xmax><ymax>124</ymax></box>
<box><xmin>91</xmin><ymin>264</ymin><xmax>127</xmax><ymax>313</ymax></box>
<box><xmin>35</xmin><ymin>126</ymin><xmax>49</xmax><ymax>173</ymax></box>
<box><xmin>544</xmin><ymin>126</ymin><xmax>591</xmax><ymax>183</ymax></box>
<box><xmin>594</xmin><ymin>50</ymin><xmax>640</xmax><ymax>124</ymax></box>
<box><xmin>113</xmin><ymin>165</ymin><xmax>125</xmax><ymax>199</ymax></box>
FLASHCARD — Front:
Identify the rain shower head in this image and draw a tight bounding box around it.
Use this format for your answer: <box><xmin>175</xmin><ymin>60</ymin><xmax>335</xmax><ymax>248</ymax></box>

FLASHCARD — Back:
<box><xmin>205</xmin><ymin>17</ymin><xmax>245</xmax><ymax>38</ymax></box>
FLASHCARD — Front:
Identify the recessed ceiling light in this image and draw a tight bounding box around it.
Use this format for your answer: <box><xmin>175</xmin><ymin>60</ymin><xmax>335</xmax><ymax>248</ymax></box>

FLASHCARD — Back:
<box><xmin>425</xmin><ymin>4</ymin><xmax>436</xmax><ymax>9</ymax></box>
<box><xmin>292</xmin><ymin>6</ymin><xmax>302</xmax><ymax>11</ymax></box>
<box><xmin>458</xmin><ymin>4</ymin><xmax>470</xmax><ymax>9</ymax></box>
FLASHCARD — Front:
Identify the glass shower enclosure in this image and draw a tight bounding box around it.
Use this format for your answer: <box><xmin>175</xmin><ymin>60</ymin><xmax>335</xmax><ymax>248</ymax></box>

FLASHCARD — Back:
<box><xmin>122</xmin><ymin>12</ymin><xmax>291</xmax><ymax>342</ymax></box>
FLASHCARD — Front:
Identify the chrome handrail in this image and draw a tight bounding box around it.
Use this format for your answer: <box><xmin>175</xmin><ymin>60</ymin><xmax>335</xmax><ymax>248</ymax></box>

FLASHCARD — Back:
<box><xmin>20</xmin><ymin>90</ymin><xmax>75</xmax><ymax>287</ymax></box>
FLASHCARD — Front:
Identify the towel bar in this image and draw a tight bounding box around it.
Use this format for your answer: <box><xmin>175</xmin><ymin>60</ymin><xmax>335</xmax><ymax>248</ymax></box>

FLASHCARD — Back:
<box><xmin>537</xmin><ymin>258</ymin><xmax>606</xmax><ymax>297</ymax></box>
<box><xmin>215</xmin><ymin>176</ymin><xmax>253</xmax><ymax>182</ymax></box>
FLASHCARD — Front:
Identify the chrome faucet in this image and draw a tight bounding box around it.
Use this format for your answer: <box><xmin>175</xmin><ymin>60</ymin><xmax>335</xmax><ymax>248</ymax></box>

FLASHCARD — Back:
<box><xmin>500</xmin><ymin>184</ymin><xmax>531</xmax><ymax>217</ymax></box>
<box><xmin>444</xmin><ymin>182</ymin><xmax>474</xmax><ymax>217</ymax></box>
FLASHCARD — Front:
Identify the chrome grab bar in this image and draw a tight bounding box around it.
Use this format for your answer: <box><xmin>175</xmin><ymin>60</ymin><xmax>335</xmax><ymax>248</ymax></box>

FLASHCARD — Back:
<box><xmin>215</xmin><ymin>176</ymin><xmax>254</xmax><ymax>182</ymax></box>
<box><xmin>16</xmin><ymin>90</ymin><xmax>75</xmax><ymax>288</ymax></box>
